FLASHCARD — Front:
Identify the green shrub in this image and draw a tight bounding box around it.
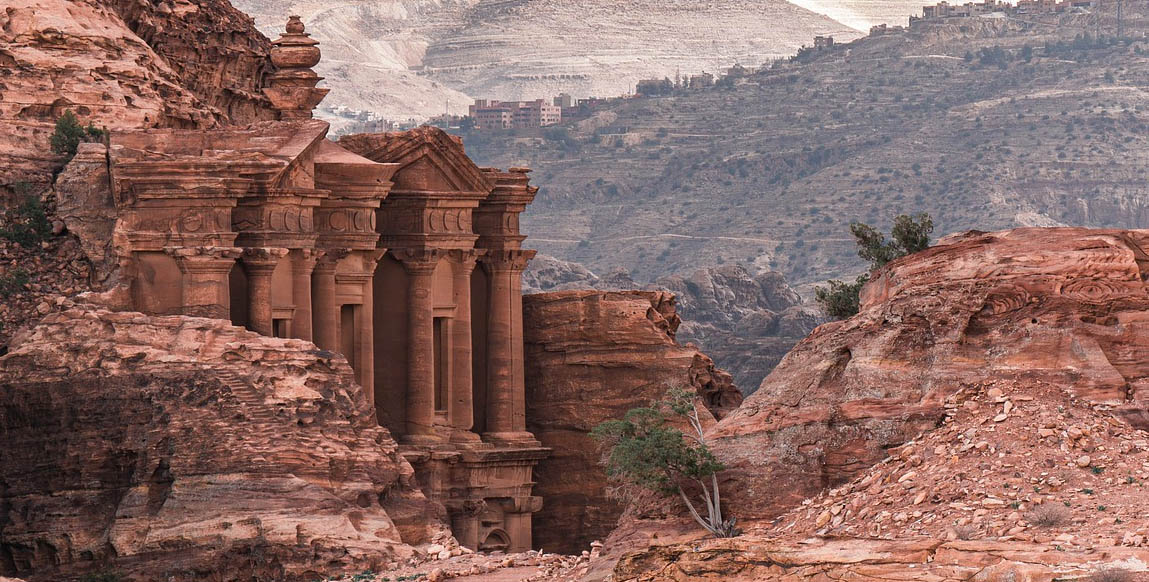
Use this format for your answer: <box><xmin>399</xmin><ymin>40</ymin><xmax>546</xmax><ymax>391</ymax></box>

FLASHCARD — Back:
<box><xmin>593</xmin><ymin>387</ymin><xmax>740</xmax><ymax>538</ymax></box>
<box><xmin>49</xmin><ymin>109</ymin><xmax>105</xmax><ymax>162</ymax></box>
<box><xmin>815</xmin><ymin>275</ymin><xmax>868</xmax><ymax>319</ymax></box>
<box><xmin>0</xmin><ymin>192</ymin><xmax>52</xmax><ymax>246</ymax></box>
<box><xmin>0</xmin><ymin>268</ymin><xmax>29</xmax><ymax>298</ymax></box>
<box><xmin>816</xmin><ymin>213</ymin><xmax>934</xmax><ymax>320</ymax></box>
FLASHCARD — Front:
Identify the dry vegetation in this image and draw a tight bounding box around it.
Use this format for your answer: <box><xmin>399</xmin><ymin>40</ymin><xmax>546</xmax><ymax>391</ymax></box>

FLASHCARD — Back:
<box><xmin>460</xmin><ymin>2</ymin><xmax>1149</xmax><ymax>292</ymax></box>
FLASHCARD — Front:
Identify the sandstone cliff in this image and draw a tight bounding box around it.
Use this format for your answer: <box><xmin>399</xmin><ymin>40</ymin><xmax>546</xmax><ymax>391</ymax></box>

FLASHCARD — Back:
<box><xmin>524</xmin><ymin>256</ymin><xmax>818</xmax><ymax>393</ymax></box>
<box><xmin>0</xmin><ymin>303</ymin><xmax>443</xmax><ymax>581</ymax></box>
<box><xmin>708</xmin><ymin>227</ymin><xmax>1149</xmax><ymax>525</ymax></box>
<box><xmin>595</xmin><ymin>227</ymin><xmax>1149</xmax><ymax>580</ymax></box>
<box><xmin>523</xmin><ymin>290</ymin><xmax>742</xmax><ymax>555</ymax></box>
<box><xmin>0</xmin><ymin>0</ymin><xmax>275</xmax><ymax>190</ymax></box>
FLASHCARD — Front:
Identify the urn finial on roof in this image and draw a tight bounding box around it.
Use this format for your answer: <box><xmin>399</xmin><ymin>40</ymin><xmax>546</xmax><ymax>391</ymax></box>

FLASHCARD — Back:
<box><xmin>263</xmin><ymin>16</ymin><xmax>329</xmax><ymax>119</ymax></box>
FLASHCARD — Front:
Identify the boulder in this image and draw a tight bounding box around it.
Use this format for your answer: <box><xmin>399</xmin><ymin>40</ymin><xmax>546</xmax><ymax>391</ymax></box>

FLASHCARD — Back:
<box><xmin>0</xmin><ymin>304</ymin><xmax>444</xmax><ymax>581</ymax></box>
<box><xmin>523</xmin><ymin>290</ymin><xmax>741</xmax><ymax>555</ymax></box>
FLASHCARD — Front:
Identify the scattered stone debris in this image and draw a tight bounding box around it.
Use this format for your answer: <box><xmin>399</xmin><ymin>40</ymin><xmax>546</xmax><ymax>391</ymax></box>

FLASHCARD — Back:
<box><xmin>319</xmin><ymin>542</ymin><xmax>597</xmax><ymax>582</ymax></box>
<box><xmin>771</xmin><ymin>380</ymin><xmax>1149</xmax><ymax>551</ymax></box>
<box><xmin>0</xmin><ymin>189</ymin><xmax>97</xmax><ymax>347</ymax></box>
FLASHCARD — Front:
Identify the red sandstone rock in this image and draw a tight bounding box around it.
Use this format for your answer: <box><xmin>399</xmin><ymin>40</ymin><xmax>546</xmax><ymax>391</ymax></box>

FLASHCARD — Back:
<box><xmin>0</xmin><ymin>304</ymin><xmax>444</xmax><ymax>581</ymax></box>
<box><xmin>0</xmin><ymin>0</ymin><xmax>275</xmax><ymax>190</ymax></box>
<box><xmin>523</xmin><ymin>290</ymin><xmax>742</xmax><ymax>555</ymax></box>
<box><xmin>610</xmin><ymin>536</ymin><xmax>1149</xmax><ymax>581</ymax></box>
<box><xmin>590</xmin><ymin>227</ymin><xmax>1149</xmax><ymax>575</ymax></box>
<box><xmin>705</xmin><ymin>228</ymin><xmax>1149</xmax><ymax>527</ymax></box>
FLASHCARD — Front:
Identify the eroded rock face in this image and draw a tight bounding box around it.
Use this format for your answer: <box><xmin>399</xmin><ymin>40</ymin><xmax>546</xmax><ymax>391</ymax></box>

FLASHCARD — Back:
<box><xmin>0</xmin><ymin>0</ymin><xmax>275</xmax><ymax>189</ymax></box>
<box><xmin>708</xmin><ymin>227</ymin><xmax>1149</xmax><ymax>525</ymax></box>
<box><xmin>522</xmin><ymin>257</ymin><xmax>817</xmax><ymax>393</ymax></box>
<box><xmin>523</xmin><ymin>290</ymin><xmax>742</xmax><ymax>555</ymax></box>
<box><xmin>611</xmin><ymin>537</ymin><xmax>1149</xmax><ymax>582</ymax></box>
<box><xmin>657</xmin><ymin>265</ymin><xmax>818</xmax><ymax>393</ymax></box>
<box><xmin>0</xmin><ymin>304</ymin><xmax>443</xmax><ymax>581</ymax></box>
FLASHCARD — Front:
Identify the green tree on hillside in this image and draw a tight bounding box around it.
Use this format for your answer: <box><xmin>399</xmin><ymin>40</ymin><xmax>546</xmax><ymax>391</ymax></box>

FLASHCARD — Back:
<box><xmin>816</xmin><ymin>212</ymin><xmax>934</xmax><ymax>319</ymax></box>
<box><xmin>592</xmin><ymin>388</ymin><xmax>740</xmax><ymax>538</ymax></box>
<box><xmin>49</xmin><ymin>110</ymin><xmax>105</xmax><ymax>162</ymax></box>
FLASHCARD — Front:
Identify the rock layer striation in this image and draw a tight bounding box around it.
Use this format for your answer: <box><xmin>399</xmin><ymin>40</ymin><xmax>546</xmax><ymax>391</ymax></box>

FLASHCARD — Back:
<box><xmin>0</xmin><ymin>304</ymin><xmax>442</xmax><ymax>581</ymax></box>
<box><xmin>523</xmin><ymin>290</ymin><xmax>741</xmax><ymax>555</ymax></box>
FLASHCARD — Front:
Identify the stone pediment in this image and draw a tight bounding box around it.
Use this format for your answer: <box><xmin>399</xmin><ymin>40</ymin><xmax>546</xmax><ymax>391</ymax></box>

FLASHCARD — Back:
<box><xmin>110</xmin><ymin>120</ymin><xmax>331</xmax><ymax>199</ymax></box>
<box><xmin>338</xmin><ymin>127</ymin><xmax>493</xmax><ymax>197</ymax></box>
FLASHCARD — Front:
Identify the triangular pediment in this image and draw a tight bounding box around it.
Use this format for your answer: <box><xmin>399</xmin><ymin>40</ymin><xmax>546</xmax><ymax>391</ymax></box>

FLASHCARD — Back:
<box><xmin>337</xmin><ymin>126</ymin><xmax>492</xmax><ymax>194</ymax></box>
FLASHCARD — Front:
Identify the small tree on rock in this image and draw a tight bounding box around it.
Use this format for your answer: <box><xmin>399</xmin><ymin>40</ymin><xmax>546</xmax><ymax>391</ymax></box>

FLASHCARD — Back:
<box><xmin>591</xmin><ymin>387</ymin><xmax>740</xmax><ymax>538</ymax></box>
<box><xmin>816</xmin><ymin>212</ymin><xmax>934</xmax><ymax>319</ymax></box>
<box><xmin>49</xmin><ymin>110</ymin><xmax>105</xmax><ymax>162</ymax></box>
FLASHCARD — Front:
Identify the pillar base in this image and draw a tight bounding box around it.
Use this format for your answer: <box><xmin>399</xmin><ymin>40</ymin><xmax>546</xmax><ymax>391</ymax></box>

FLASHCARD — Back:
<box><xmin>401</xmin><ymin>433</ymin><xmax>445</xmax><ymax>445</ymax></box>
<box><xmin>481</xmin><ymin>431</ymin><xmax>541</xmax><ymax>447</ymax></box>
<box><xmin>449</xmin><ymin>429</ymin><xmax>483</xmax><ymax>444</ymax></box>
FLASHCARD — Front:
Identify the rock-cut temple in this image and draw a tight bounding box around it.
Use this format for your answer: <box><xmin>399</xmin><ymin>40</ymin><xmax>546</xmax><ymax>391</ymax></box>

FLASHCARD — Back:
<box><xmin>108</xmin><ymin>16</ymin><xmax>546</xmax><ymax>552</ymax></box>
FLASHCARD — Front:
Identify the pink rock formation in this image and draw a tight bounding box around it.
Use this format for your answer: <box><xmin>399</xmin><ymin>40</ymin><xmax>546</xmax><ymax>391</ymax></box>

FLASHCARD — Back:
<box><xmin>708</xmin><ymin>227</ymin><xmax>1149</xmax><ymax>525</ymax></box>
<box><xmin>523</xmin><ymin>290</ymin><xmax>742</xmax><ymax>554</ymax></box>
<box><xmin>0</xmin><ymin>303</ymin><xmax>443</xmax><ymax>581</ymax></box>
<box><xmin>0</xmin><ymin>0</ymin><xmax>275</xmax><ymax>189</ymax></box>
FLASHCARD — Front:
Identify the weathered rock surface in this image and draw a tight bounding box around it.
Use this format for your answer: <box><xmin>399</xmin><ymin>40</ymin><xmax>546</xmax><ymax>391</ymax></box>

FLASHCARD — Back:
<box><xmin>0</xmin><ymin>304</ymin><xmax>443</xmax><ymax>581</ymax></box>
<box><xmin>0</xmin><ymin>0</ymin><xmax>275</xmax><ymax>190</ymax></box>
<box><xmin>584</xmin><ymin>228</ymin><xmax>1149</xmax><ymax>581</ymax></box>
<box><xmin>610</xmin><ymin>537</ymin><xmax>1149</xmax><ymax>581</ymax></box>
<box><xmin>702</xmin><ymin>228</ymin><xmax>1149</xmax><ymax>526</ymax></box>
<box><xmin>658</xmin><ymin>265</ymin><xmax>819</xmax><ymax>393</ymax></box>
<box><xmin>524</xmin><ymin>257</ymin><xmax>818</xmax><ymax>393</ymax></box>
<box><xmin>523</xmin><ymin>290</ymin><xmax>742</xmax><ymax>555</ymax></box>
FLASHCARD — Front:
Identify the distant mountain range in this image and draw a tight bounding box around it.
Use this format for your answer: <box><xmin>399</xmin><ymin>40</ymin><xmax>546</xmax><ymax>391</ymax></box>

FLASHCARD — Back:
<box><xmin>231</xmin><ymin>0</ymin><xmax>924</xmax><ymax>122</ymax></box>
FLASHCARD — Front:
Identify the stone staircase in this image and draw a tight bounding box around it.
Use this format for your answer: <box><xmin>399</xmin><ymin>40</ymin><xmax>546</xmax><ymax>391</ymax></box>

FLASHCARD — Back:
<box><xmin>215</xmin><ymin>369</ymin><xmax>279</xmax><ymax>423</ymax></box>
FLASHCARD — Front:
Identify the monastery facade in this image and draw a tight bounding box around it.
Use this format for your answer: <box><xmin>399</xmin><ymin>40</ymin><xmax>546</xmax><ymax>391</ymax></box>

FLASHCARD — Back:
<box><xmin>109</xmin><ymin>17</ymin><xmax>546</xmax><ymax>552</ymax></box>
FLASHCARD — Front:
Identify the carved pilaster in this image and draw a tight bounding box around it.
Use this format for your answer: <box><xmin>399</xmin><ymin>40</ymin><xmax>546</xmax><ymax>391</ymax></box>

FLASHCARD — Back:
<box><xmin>311</xmin><ymin>248</ymin><xmax>351</xmax><ymax>351</ymax></box>
<box><xmin>240</xmin><ymin>247</ymin><xmax>289</xmax><ymax>336</ymax></box>
<box><xmin>165</xmin><ymin>246</ymin><xmax>242</xmax><ymax>319</ymax></box>
<box><xmin>290</xmin><ymin>249</ymin><xmax>324</xmax><ymax>341</ymax></box>
<box><xmin>393</xmin><ymin>248</ymin><xmax>442</xmax><ymax>443</ymax></box>
<box><xmin>480</xmin><ymin>248</ymin><xmax>538</xmax><ymax>445</ymax></box>
<box><xmin>448</xmin><ymin>249</ymin><xmax>484</xmax><ymax>441</ymax></box>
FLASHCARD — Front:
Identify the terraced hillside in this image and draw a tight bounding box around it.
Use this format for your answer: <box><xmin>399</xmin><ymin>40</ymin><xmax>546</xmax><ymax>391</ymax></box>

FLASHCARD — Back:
<box><xmin>457</xmin><ymin>3</ymin><xmax>1149</xmax><ymax>293</ymax></box>
<box><xmin>231</xmin><ymin>0</ymin><xmax>867</xmax><ymax>122</ymax></box>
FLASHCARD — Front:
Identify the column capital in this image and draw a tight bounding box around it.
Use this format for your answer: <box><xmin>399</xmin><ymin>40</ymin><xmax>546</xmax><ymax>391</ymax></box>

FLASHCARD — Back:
<box><xmin>392</xmin><ymin>248</ymin><xmax>445</xmax><ymax>275</ymax></box>
<box><xmin>291</xmin><ymin>248</ymin><xmax>326</xmax><ymax>265</ymax></box>
<box><xmin>481</xmin><ymin>249</ymin><xmax>537</xmax><ymax>273</ymax></box>
<box><xmin>314</xmin><ymin>248</ymin><xmax>352</xmax><ymax>273</ymax></box>
<box><xmin>447</xmin><ymin>248</ymin><xmax>485</xmax><ymax>274</ymax></box>
<box><xmin>240</xmin><ymin>247</ymin><xmax>289</xmax><ymax>275</ymax></box>
<box><xmin>165</xmin><ymin>246</ymin><xmax>242</xmax><ymax>274</ymax></box>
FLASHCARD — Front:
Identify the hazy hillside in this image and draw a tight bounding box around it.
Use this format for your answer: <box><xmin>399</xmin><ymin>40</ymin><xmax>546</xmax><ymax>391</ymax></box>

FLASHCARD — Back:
<box><xmin>790</xmin><ymin>0</ymin><xmax>922</xmax><ymax>30</ymax></box>
<box><xmin>232</xmin><ymin>0</ymin><xmax>868</xmax><ymax>122</ymax></box>
<box><xmin>456</xmin><ymin>4</ymin><xmax>1149</xmax><ymax>293</ymax></box>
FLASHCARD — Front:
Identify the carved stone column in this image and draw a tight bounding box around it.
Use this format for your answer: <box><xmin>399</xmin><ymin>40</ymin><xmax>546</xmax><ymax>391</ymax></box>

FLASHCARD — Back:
<box><xmin>342</xmin><ymin>249</ymin><xmax>386</xmax><ymax>404</ymax></box>
<box><xmin>449</xmin><ymin>249</ymin><xmax>482</xmax><ymax>441</ymax></box>
<box><xmin>311</xmin><ymin>249</ymin><xmax>350</xmax><ymax>351</ymax></box>
<box><xmin>165</xmin><ymin>246</ymin><xmax>242</xmax><ymax>319</ymax></box>
<box><xmin>398</xmin><ymin>250</ymin><xmax>440</xmax><ymax>443</ymax></box>
<box><xmin>481</xmin><ymin>249</ymin><xmax>537</xmax><ymax>444</ymax></box>
<box><xmin>240</xmin><ymin>247</ymin><xmax>289</xmax><ymax>337</ymax></box>
<box><xmin>290</xmin><ymin>249</ymin><xmax>323</xmax><ymax>342</ymax></box>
